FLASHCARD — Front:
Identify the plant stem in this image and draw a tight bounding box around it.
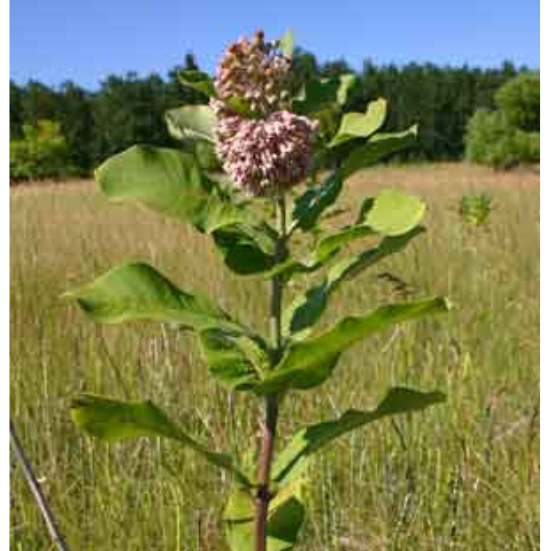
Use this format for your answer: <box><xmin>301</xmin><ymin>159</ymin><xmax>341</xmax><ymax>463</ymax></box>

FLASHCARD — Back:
<box><xmin>255</xmin><ymin>195</ymin><xmax>287</xmax><ymax>551</ymax></box>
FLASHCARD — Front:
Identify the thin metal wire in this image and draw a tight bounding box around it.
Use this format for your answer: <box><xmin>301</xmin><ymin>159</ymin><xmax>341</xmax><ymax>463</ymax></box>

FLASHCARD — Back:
<box><xmin>10</xmin><ymin>421</ymin><xmax>70</xmax><ymax>551</ymax></box>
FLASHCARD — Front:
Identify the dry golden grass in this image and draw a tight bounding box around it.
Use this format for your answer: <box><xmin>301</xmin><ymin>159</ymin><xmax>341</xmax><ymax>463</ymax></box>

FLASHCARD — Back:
<box><xmin>11</xmin><ymin>163</ymin><xmax>539</xmax><ymax>550</ymax></box>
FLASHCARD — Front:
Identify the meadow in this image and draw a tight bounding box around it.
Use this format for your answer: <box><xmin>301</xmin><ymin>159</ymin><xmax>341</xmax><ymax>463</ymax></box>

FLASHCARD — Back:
<box><xmin>10</xmin><ymin>163</ymin><xmax>539</xmax><ymax>550</ymax></box>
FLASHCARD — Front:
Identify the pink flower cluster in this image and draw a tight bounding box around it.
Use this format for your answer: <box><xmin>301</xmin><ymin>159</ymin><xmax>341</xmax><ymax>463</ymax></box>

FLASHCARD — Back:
<box><xmin>214</xmin><ymin>30</ymin><xmax>291</xmax><ymax>115</ymax></box>
<box><xmin>212</xmin><ymin>31</ymin><xmax>318</xmax><ymax>196</ymax></box>
<box><xmin>215</xmin><ymin>110</ymin><xmax>318</xmax><ymax>196</ymax></box>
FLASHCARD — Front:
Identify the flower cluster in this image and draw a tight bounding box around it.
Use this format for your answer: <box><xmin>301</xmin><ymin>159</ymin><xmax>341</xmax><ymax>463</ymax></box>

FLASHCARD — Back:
<box><xmin>214</xmin><ymin>30</ymin><xmax>291</xmax><ymax>115</ymax></box>
<box><xmin>215</xmin><ymin>110</ymin><xmax>318</xmax><ymax>196</ymax></box>
<box><xmin>213</xmin><ymin>31</ymin><xmax>318</xmax><ymax>196</ymax></box>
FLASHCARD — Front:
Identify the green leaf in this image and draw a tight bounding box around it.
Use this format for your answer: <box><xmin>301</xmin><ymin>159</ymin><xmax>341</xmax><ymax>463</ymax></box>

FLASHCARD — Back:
<box><xmin>96</xmin><ymin>145</ymin><xmax>245</xmax><ymax>231</ymax></box>
<box><xmin>165</xmin><ymin>105</ymin><xmax>216</xmax><ymax>143</ymax></box>
<box><xmin>258</xmin><ymin>297</ymin><xmax>450</xmax><ymax>394</ymax></box>
<box><xmin>96</xmin><ymin>145</ymin><xmax>209</xmax><ymax>224</ymax></box>
<box><xmin>63</xmin><ymin>261</ymin><xmax>240</xmax><ymax>333</ymax></box>
<box><xmin>199</xmin><ymin>328</ymin><xmax>269</xmax><ymax>391</ymax></box>
<box><xmin>290</xmin><ymin>172</ymin><xmax>342</xmax><ymax>232</ymax></box>
<box><xmin>213</xmin><ymin>224</ymin><xmax>277</xmax><ymax>275</ymax></box>
<box><xmin>278</xmin><ymin>29</ymin><xmax>294</xmax><ymax>57</ymax></box>
<box><xmin>178</xmin><ymin>70</ymin><xmax>216</xmax><ymax>98</ymax></box>
<box><xmin>271</xmin><ymin>189</ymin><xmax>425</xmax><ymax>291</ymax></box>
<box><xmin>224</xmin><ymin>486</ymin><xmax>305</xmax><ymax>551</ymax></box>
<box><xmin>336</xmin><ymin>74</ymin><xmax>359</xmax><ymax>106</ymax></box>
<box><xmin>342</xmin><ymin>124</ymin><xmax>419</xmax><ymax>178</ymax></box>
<box><xmin>283</xmin><ymin>227</ymin><xmax>426</xmax><ymax>337</ymax></box>
<box><xmin>328</xmin><ymin>98</ymin><xmax>387</xmax><ymax>148</ymax></box>
<box><xmin>71</xmin><ymin>394</ymin><xmax>249</xmax><ymax>484</ymax></box>
<box><xmin>364</xmin><ymin>189</ymin><xmax>426</xmax><ymax>236</ymax></box>
<box><xmin>292</xmin><ymin>78</ymin><xmax>340</xmax><ymax>116</ymax></box>
<box><xmin>95</xmin><ymin>145</ymin><xmax>275</xmax><ymax>264</ymax></box>
<box><xmin>272</xmin><ymin>387</ymin><xmax>446</xmax><ymax>484</ymax></box>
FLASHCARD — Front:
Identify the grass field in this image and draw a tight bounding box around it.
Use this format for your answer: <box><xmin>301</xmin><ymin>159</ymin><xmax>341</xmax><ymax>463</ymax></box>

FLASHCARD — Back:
<box><xmin>10</xmin><ymin>163</ymin><xmax>539</xmax><ymax>550</ymax></box>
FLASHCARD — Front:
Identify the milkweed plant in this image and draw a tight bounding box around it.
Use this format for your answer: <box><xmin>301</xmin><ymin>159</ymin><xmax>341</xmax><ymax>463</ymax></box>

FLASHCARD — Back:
<box><xmin>66</xmin><ymin>30</ymin><xmax>450</xmax><ymax>551</ymax></box>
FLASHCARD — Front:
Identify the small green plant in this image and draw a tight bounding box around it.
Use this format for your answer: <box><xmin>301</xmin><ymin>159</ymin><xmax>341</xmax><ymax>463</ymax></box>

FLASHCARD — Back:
<box><xmin>10</xmin><ymin>119</ymin><xmax>75</xmax><ymax>181</ymax></box>
<box><xmin>459</xmin><ymin>192</ymin><xmax>493</xmax><ymax>226</ymax></box>
<box><xmin>65</xmin><ymin>30</ymin><xmax>449</xmax><ymax>551</ymax></box>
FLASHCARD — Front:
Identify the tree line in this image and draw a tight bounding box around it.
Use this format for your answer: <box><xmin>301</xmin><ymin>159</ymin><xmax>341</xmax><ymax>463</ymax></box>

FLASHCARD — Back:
<box><xmin>10</xmin><ymin>51</ymin><xmax>530</xmax><ymax>179</ymax></box>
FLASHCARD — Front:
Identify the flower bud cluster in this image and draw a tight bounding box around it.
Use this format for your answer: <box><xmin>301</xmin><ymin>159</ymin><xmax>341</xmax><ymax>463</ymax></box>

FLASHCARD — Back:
<box><xmin>214</xmin><ymin>30</ymin><xmax>291</xmax><ymax>115</ymax></box>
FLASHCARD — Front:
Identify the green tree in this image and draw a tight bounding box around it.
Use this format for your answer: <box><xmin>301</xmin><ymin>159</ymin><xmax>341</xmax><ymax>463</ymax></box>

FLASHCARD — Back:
<box><xmin>495</xmin><ymin>71</ymin><xmax>540</xmax><ymax>132</ymax></box>
<box><xmin>20</xmin><ymin>81</ymin><xmax>59</xmax><ymax>125</ymax></box>
<box><xmin>91</xmin><ymin>73</ymin><xmax>171</xmax><ymax>163</ymax></box>
<box><xmin>10</xmin><ymin>81</ymin><xmax>24</xmax><ymax>140</ymax></box>
<box><xmin>10</xmin><ymin>120</ymin><xmax>74</xmax><ymax>181</ymax></box>
<box><xmin>57</xmin><ymin>82</ymin><xmax>95</xmax><ymax>172</ymax></box>
<box><xmin>465</xmin><ymin>72</ymin><xmax>540</xmax><ymax>168</ymax></box>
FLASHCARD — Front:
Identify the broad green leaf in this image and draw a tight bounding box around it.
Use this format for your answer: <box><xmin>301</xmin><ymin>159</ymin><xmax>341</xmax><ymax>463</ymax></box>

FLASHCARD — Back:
<box><xmin>290</xmin><ymin>172</ymin><xmax>342</xmax><ymax>232</ymax></box>
<box><xmin>270</xmin><ymin>189</ymin><xmax>424</xmax><ymax>285</ymax></box>
<box><xmin>64</xmin><ymin>261</ymin><xmax>240</xmax><ymax>333</ymax></box>
<box><xmin>364</xmin><ymin>189</ymin><xmax>426</xmax><ymax>236</ymax></box>
<box><xmin>272</xmin><ymin>387</ymin><xmax>446</xmax><ymax>484</ymax></box>
<box><xmin>258</xmin><ymin>297</ymin><xmax>450</xmax><ymax>394</ymax></box>
<box><xmin>95</xmin><ymin>145</ymin><xmax>277</xmax><ymax>274</ymax></box>
<box><xmin>95</xmin><ymin>145</ymin><xmax>249</xmax><ymax>232</ymax></box>
<box><xmin>336</xmin><ymin>73</ymin><xmax>359</xmax><ymax>106</ymax></box>
<box><xmin>266</xmin><ymin>197</ymin><xmax>377</xmax><ymax>281</ymax></box>
<box><xmin>325</xmin><ymin>227</ymin><xmax>425</xmax><ymax>289</ymax></box>
<box><xmin>342</xmin><ymin>124</ymin><xmax>419</xmax><ymax>178</ymax></box>
<box><xmin>178</xmin><ymin>70</ymin><xmax>216</xmax><ymax>98</ymax></box>
<box><xmin>224</xmin><ymin>486</ymin><xmax>305</xmax><ymax>551</ymax></box>
<box><xmin>314</xmin><ymin>224</ymin><xmax>376</xmax><ymax>260</ymax></box>
<box><xmin>199</xmin><ymin>328</ymin><xmax>269</xmax><ymax>391</ymax></box>
<box><xmin>279</xmin><ymin>29</ymin><xmax>294</xmax><ymax>57</ymax></box>
<box><xmin>328</xmin><ymin>98</ymin><xmax>387</xmax><ymax>148</ymax></box>
<box><xmin>96</xmin><ymin>145</ymin><xmax>210</xmax><ymax>224</ymax></box>
<box><xmin>213</xmin><ymin>224</ymin><xmax>277</xmax><ymax>275</ymax></box>
<box><xmin>71</xmin><ymin>394</ymin><xmax>249</xmax><ymax>485</ymax></box>
<box><xmin>283</xmin><ymin>227</ymin><xmax>426</xmax><ymax>336</ymax></box>
<box><xmin>292</xmin><ymin>78</ymin><xmax>340</xmax><ymax>116</ymax></box>
<box><xmin>165</xmin><ymin>105</ymin><xmax>216</xmax><ymax>143</ymax></box>
<box><xmin>193</xmin><ymin>140</ymin><xmax>221</xmax><ymax>171</ymax></box>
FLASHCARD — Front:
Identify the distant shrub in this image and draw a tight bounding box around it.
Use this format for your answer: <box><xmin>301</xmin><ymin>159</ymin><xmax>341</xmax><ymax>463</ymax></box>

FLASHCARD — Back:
<box><xmin>465</xmin><ymin>73</ymin><xmax>539</xmax><ymax>168</ymax></box>
<box><xmin>465</xmin><ymin>109</ymin><xmax>539</xmax><ymax>168</ymax></box>
<box><xmin>496</xmin><ymin>72</ymin><xmax>540</xmax><ymax>132</ymax></box>
<box><xmin>10</xmin><ymin>120</ymin><xmax>76</xmax><ymax>181</ymax></box>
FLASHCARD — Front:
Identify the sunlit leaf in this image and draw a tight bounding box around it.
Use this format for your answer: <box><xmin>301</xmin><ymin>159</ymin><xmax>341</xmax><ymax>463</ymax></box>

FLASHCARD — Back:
<box><xmin>328</xmin><ymin>98</ymin><xmax>387</xmax><ymax>148</ymax></box>
<box><xmin>336</xmin><ymin>73</ymin><xmax>359</xmax><ymax>106</ymax></box>
<box><xmin>71</xmin><ymin>394</ymin><xmax>250</xmax><ymax>484</ymax></box>
<box><xmin>95</xmin><ymin>145</ymin><xmax>248</xmax><ymax>232</ymax></box>
<box><xmin>258</xmin><ymin>297</ymin><xmax>450</xmax><ymax>394</ymax></box>
<box><xmin>363</xmin><ymin>189</ymin><xmax>426</xmax><ymax>236</ymax></box>
<box><xmin>272</xmin><ymin>387</ymin><xmax>446</xmax><ymax>483</ymax></box>
<box><xmin>165</xmin><ymin>105</ymin><xmax>216</xmax><ymax>143</ymax></box>
<box><xmin>279</xmin><ymin>29</ymin><xmax>294</xmax><ymax>57</ymax></box>
<box><xmin>283</xmin><ymin>227</ymin><xmax>426</xmax><ymax>336</ymax></box>
<box><xmin>64</xmin><ymin>261</ymin><xmax>240</xmax><ymax>332</ymax></box>
<box><xmin>342</xmin><ymin>124</ymin><xmax>419</xmax><ymax>178</ymax></box>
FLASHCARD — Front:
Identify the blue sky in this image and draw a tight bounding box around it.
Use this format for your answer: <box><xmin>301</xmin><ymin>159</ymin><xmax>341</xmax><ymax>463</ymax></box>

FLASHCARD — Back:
<box><xmin>10</xmin><ymin>0</ymin><xmax>540</xmax><ymax>89</ymax></box>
